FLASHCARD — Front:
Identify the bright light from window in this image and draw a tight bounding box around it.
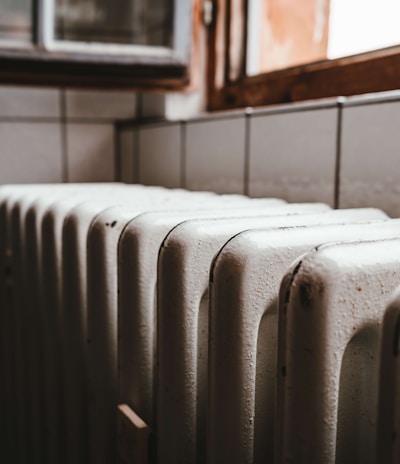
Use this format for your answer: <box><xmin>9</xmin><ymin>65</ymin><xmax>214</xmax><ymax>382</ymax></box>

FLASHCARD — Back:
<box><xmin>328</xmin><ymin>0</ymin><xmax>400</xmax><ymax>58</ymax></box>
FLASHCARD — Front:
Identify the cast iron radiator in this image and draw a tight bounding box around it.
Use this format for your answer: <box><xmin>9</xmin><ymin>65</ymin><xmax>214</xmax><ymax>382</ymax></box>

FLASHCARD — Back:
<box><xmin>1</xmin><ymin>182</ymin><xmax>400</xmax><ymax>464</ymax></box>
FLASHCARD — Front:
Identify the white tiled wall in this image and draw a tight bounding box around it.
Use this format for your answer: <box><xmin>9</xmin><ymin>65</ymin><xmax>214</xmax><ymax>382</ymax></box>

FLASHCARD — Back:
<box><xmin>0</xmin><ymin>86</ymin><xmax>137</xmax><ymax>184</ymax></box>
<box><xmin>0</xmin><ymin>87</ymin><xmax>60</xmax><ymax>118</ymax></box>
<box><xmin>340</xmin><ymin>98</ymin><xmax>400</xmax><ymax>217</ymax></box>
<box><xmin>119</xmin><ymin>100</ymin><xmax>341</xmax><ymax>206</ymax></box>
<box><xmin>2</xmin><ymin>83</ymin><xmax>400</xmax><ymax>219</ymax></box>
<box><xmin>248</xmin><ymin>106</ymin><xmax>337</xmax><ymax>205</ymax></box>
<box><xmin>119</xmin><ymin>91</ymin><xmax>400</xmax><ymax>217</ymax></box>
<box><xmin>119</xmin><ymin>128</ymin><xmax>136</xmax><ymax>184</ymax></box>
<box><xmin>65</xmin><ymin>90</ymin><xmax>136</xmax><ymax>120</ymax></box>
<box><xmin>0</xmin><ymin>123</ymin><xmax>63</xmax><ymax>183</ymax></box>
<box><xmin>185</xmin><ymin>117</ymin><xmax>246</xmax><ymax>194</ymax></box>
<box><xmin>138</xmin><ymin>123</ymin><xmax>181</xmax><ymax>188</ymax></box>
<box><xmin>66</xmin><ymin>124</ymin><xmax>115</xmax><ymax>182</ymax></box>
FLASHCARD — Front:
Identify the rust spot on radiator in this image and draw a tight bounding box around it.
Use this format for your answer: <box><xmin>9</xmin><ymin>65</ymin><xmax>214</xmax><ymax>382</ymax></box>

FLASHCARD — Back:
<box><xmin>299</xmin><ymin>280</ymin><xmax>324</xmax><ymax>309</ymax></box>
<box><xmin>299</xmin><ymin>282</ymin><xmax>313</xmax><ymax>307</ymax></box>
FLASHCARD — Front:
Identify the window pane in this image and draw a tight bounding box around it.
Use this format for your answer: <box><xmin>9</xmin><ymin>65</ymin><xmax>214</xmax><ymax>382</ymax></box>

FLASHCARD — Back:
<box><xmin>55</xmin><ymin>0</ymin><xmax>174</xmax><ymax>47</ymax></box>
<box><xmin>246</xmin><ymin>0</ymin><xmax>400</xmax><ymax>77</ymax></box>
<box><xmin>0</xmin><ymin>0</ymin><xmax>32</xmax><ymax>42</ymax></box>
<box><xmin>246</xmin><ymin>0</ymin><xmax>330</xmax><ymax>75</ymax></box>
<box><xmin>328</xmin><ymin>0</ymin><xmax>400</xmax><ymax>59</ymax></box>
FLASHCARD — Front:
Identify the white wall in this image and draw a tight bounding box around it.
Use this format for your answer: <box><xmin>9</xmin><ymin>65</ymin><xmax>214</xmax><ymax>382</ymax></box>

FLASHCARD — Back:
<box><xmin>2</xmin><ymin>84</ymin><xmax>400</xmax><ymax>218</ymax></box>
<box><xmin>119</xmin><ymin>91</ymin><xmax>400</xmax><ymax>218</ymax></box>
<box><xmin>0</xmin><ymin>86</ymin><xmax>137</xmax><ymax>183</ymax></box>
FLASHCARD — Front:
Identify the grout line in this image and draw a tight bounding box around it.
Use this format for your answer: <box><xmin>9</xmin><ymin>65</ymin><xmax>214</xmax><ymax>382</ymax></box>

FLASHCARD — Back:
<box><xmin>54</xmin><ymin>117</ymin><xmax>123</xmax><ymax>124</ymax></box>
<box><xmin>136</xmin><ymin>93</ymin><xmax>144</xmax><ymax>119</ymax></box>
<box><xmin>60</xmin><ymin>89</ymin><xmax>69</xmax><ymax>183</ymax></box>
<box><xmin>114</xmin><ymin>123</ymin><xmax>121</xmax><ymax>182</ymax></box>
<box><xmin>132</xmin><ymin>94</ymin><xmax>142</xmax><ymax>185</ymax></box>
<box><xmin>0</xmin><ymin>117</ymin><xmax>62</xmax><ymax>123</ymax></box>
<box><xmin>0</xmin><ymin>116</ymin><xmax>124</xmax><ymax>124</ymax></box>
<box><xmin>244</xmin><ymin>112</ymin><xmax>251</xmax><ymax>196</ymax></box>
<box><xmin>133</xmin><ymin>128</ymin><xmax>140</xmax><ymax>184</ymax></box>
<box><xmin>180</xmin><ymin>121</ymin><xmax>187</xmax><ymax>189</ymax></box>
<box><xmin>334</xmin><ymin>101</ymin><xmax>344</xmax><ymax>209</ymax></box>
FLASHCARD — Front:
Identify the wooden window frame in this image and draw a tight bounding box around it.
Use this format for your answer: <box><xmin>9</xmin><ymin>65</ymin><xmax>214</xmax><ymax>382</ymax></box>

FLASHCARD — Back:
<box><xmin>0</xmin><ymin>0</ymin><xmax>199</xmax><ymax>90</ymax></box>
<box><xmin>207</xmin><ymin>0</ymin><xmax>400</xmax><ymax>111</ymax></box>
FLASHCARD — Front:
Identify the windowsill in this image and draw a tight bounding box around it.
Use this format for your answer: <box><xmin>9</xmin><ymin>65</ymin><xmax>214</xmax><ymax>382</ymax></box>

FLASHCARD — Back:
<box><xmin>207</xmin><ymin>45</ymin><xmax>400</xmax><ymax>111</ymax></box>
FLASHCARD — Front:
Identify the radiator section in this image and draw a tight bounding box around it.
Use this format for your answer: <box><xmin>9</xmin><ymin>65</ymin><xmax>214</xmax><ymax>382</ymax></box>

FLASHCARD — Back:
<box><xmin>0</xmin><ymin>183</ymin><xmax>399</xmax><ymax>464</ymax></box>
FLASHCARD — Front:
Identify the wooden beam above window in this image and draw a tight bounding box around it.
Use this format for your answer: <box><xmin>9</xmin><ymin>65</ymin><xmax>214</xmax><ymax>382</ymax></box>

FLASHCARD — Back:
<box><xmin>0</xmin><ymin>49</ymin><xmax>189</xmax><ymax>90</ymax></box>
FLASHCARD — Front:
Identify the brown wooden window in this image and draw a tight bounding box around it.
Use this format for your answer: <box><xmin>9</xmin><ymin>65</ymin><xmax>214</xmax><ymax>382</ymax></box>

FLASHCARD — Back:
<box><xmin>207</xmin><ymin>0</ymin><xmax>400</xmax><ymax>111</ymax></box>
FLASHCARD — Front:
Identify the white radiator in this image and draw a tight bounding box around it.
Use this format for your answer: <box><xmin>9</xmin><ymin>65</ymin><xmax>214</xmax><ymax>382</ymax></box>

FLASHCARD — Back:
<box><xmin>1</xmin><ymin>183</ymin><xmax>399</xmax><ymax>464</ymax></box>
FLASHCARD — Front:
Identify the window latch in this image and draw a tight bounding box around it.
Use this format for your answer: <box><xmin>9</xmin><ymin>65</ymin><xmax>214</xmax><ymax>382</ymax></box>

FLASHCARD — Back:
<box><xmin>203</xmin><ymin>0</ymin><xmax>214</xmax><ymax>27</ymax></box>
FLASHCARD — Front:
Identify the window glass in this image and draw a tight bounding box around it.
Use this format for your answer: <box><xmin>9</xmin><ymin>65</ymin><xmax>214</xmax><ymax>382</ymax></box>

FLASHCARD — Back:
<box><xmin>0</xmin><ymin>0</ymin><xmax>32</xmax><ymax>42</ymax></box>
<box><xmin>328</xmin><ymin>0</ymin><xmax>400</xmax><ymax>58</ymax></box>
<box><xmin>54</xmin><ymin>0</ymin><xmax>174</xmax><ymax>47</ymax></box>
<box><xmin>246</xmin><ymin>0</ymin><xmax>330</xmax><ymax>75</ymax></box>
<box><xmin>246</xmin><ymin>0</ymin><xmax>400</xmax><ymax>77</ymax></box>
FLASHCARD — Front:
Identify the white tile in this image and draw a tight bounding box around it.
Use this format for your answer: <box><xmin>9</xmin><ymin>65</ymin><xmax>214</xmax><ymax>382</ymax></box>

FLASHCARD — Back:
<box><xmin>138</xmin><ymin>124</ymin><xmax>181</xmax><ymax>188</ymax></box>
<box><xmin>66</xmin><ymin>124</ymin><xmax>115</xmax><ymax>182</ymax></box>
<box><xmin>186</xmin><ymin>117</ymin><xmax>246</xmax><ymax>194</ymax></box>
<box><xmin>119</xmin><ymin>128</ymin><xmax>136</xmax><ymax>183</ymax></box>
<box><xmin>65</xmin><ymin>90</ymin><xmax>137</xmax><ymax>120</ymax></box>
<box><xmin>340</xmin><ymin>101</ymin><xmax>400</xmax><ymax>217</ymax></box>
<box><xmin>140</xmin><ymin>93</ymin><xmax>166</xmax><ymax>118</ymax></box>
<box><xmin>0</xmin><ymin>123</ymin><xmax>63</xmax><ymax>182</ymax></box>
<box><xmin>164</xmin><ymin>92</ymin><xmax>204</xmax><ymax>120</ymax></box>
<box><xmin>0</xmin><ymin>86</ymin><xmax>60</xmax><ymax>118</ymax></box>
<box><xmin>248</xmin><ymin>108</ymin><xmax>337</xmax><ymax>205</ymax></box>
